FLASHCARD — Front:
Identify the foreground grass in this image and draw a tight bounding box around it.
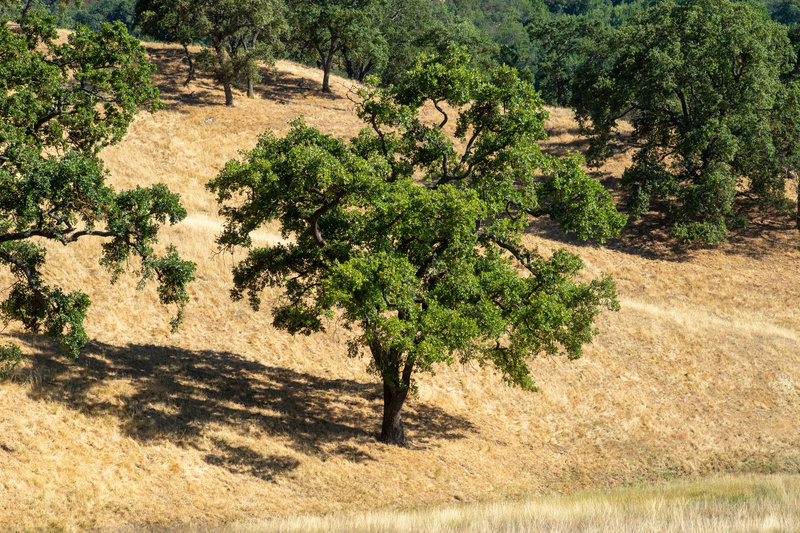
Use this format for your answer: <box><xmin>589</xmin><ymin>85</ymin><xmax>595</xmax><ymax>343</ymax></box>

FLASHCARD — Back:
<box><xmin>223</xmin><ymin>474</ymin><xmax>800</xmax><ymax>533</ymax></box>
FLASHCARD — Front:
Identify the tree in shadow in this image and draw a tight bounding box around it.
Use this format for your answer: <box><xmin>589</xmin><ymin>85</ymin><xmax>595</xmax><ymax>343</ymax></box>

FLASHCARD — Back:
<box><xmin>526</xmin><ymin>193</ymin><xmax>800</xmax><ymax>263</ymax></box>
<box><xmin>145</xmin><ymin>45</ymin><xmax>222</xmax><ymax>109</ymax></box>
<box><xmin>538</xmin><ymin>121</ymin><xmax>800</xmax><ymax>261</ymax></box>
<box><xmin>144</xmin><ymin>44</ymin><xmax>347</xmax><ymax>111</ymax></box>
<box><xmin>12</xmin><ymin>335</ymin><xmax>475</xmax><ymax>479</ymax></box>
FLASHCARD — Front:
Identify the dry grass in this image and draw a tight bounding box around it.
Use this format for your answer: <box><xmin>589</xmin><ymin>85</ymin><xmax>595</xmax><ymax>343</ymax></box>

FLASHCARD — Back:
<box><xmin>226</xmin><ymin>473</ymin><xmax>800</xmax><ymax>532</ymax></box>
<box><xmin>1</xmin><ymin>41</ymin><xmax>799</xmax><ymax>532</ymax></box>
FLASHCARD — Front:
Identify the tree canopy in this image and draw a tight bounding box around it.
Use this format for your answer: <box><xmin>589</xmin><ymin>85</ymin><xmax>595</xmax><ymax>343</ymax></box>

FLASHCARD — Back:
<box><xmin>135</xmin><ymin>0</ymin><xmax>286</xmax><ymax>105</ymax></box>
<box><xmin>285</xmin><ymin>0</ymin><xmax>383</xmax><ymax>93</ymax></box>
<box><xmin>209</xmin><ymin>48</ymin><xmax>625</xmax><ymax>445</ymax></box>
<box><xmin>0</xmin><ymin>13</ymin><xmax>195</xmax><ymax>374</ymax></box>
<box><xmin>572</xmin><ymin>0</ymin><xmax>800</xmax><ymax>241</ymax></box>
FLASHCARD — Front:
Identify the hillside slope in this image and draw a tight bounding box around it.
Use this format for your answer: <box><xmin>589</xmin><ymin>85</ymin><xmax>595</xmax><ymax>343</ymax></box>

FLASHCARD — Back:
<box><xmin>1</xmin><ymin>42</ymin><xmax>799</xmax><ymax>531</ymax></box>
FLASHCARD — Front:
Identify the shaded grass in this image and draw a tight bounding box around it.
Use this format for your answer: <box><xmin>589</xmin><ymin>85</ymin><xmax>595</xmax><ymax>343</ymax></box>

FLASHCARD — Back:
<box><xmin>15</xmin><ymin>335</ymin><xmax>475</xmax><ymax>464</ymax></box>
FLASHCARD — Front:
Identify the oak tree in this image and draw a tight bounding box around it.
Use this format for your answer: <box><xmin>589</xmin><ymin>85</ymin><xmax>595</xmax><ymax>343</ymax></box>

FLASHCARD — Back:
<box><xmin>572</xmin><ymin>0</ymin><xmax>800</xmax><ymax>241</ymax></box>
<box><xmin>135</xmin><ymin>0</ymin><xmax>286</xmax><ymax>105</ymax></box>
<box><xmin>0</xmin><ymin>14</ymin><xmax>195</xmax><ymax>373</ymax></box>
<box><xmin>286</xmin><ymin>0</ymin><xmax>381</xmax><ymax>93</ymax></box>
<box><xmin>209</xmin><ymin>48</ymin><xmax>625</xmax><ymax>445</ymax></box>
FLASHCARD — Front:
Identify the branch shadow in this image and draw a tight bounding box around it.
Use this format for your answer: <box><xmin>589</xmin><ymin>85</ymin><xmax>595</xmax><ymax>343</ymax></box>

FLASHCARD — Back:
<box><xmin>525</xmin><ymin>212</ymin><xmax>693</xmax><ymax>263</ymax></box>
<box><xmin>255</xmin><ymin>63</ymin><xmax>337</xmax><ymax>103</ymax></box>
<box><xmin>12</xmin><ymin>335</ymin><xmax>475</xmax><ymax>480</ymax></box>
<box><xmin>723</xmin><ymin>205</ymin><xmax>800</xmax><ymax>259</ymax></box>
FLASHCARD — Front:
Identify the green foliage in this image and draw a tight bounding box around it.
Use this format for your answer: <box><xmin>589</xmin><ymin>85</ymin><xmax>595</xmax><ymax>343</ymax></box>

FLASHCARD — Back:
<box><xmin>528</xmin><ymin>17</ymin><xmax>608</xmax><ymax>106</ymax></box>
<box><xmin>209</xmin><ymin>47</ymin><xmax>624</xmax><ymax>444</ymax></box>
<box><xmin>135</xmin><ymin>0</ymin><xmax>286</xmax><ymax>105</ymax></box>
<box><xmin>0</xmin><ymin>343</ymin><xmax>22</xmax><ymax>379</ymax></box>
<box><xmin>767</xmin><ymin>0</ymin><xmax>800</xmax><ymax>25</ymax></box>
<box><xmin>72</xmin><ymin>0</ymin><xmax>136</xmax><ymax>32</ymax></box>
<box><xmin>285</xmin><ymin>0</ymin><xmax>491</xmax><ymax>91</ymax></box>
<box><xmin>442</xmin><ymin>0</ymin><xmax>663</xmax><ymax>86</ymax></box>
<box><xmin>572</xmin><ymin>0</ymin><xmax>800</xmax><ymax>242</ymax></box>
<box><xmin>285</xmin><ymin>0</ymin><xmax>385</xmax><ymax>92</ymax></box>
<box><xmin>0</xmin><ymin>14</ymin><xmax>194</xmax><ymax>363</ymax></box>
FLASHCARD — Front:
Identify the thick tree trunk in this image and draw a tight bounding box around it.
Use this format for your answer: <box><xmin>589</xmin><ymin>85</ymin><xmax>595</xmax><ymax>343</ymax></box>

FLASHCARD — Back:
<box><xmin>380</xmin><ymin>383</ymin><xmax>409</xmax><ymax>446</ymax></box>
<box><xmin>247</xmin><ymin>78</ymin><xmax>255</xmax><ymax>98</ymax></box>
<box><xmin>223</xmin><ymin>81</ymin><xmax>234</xmax><ymax>106</ymax></box>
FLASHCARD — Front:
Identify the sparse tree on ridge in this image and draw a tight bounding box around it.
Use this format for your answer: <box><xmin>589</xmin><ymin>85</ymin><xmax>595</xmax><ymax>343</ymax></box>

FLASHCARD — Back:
<box><xmin>572</xmin><ymin>0</ymin><xmax>800</xmax><ymax>241</ymax></box>
<box><xmin>208</xmin><ymin>48</ymin><xmax>625</xmax><ymax>445</ymax></box>
<box><xmin>0</xmin><ymin>14</ymin><xmax>195</xmax><ymax>376</ymax></box>
<box><xmin>135</xmin><ymin>0</ymin><xmax>203</xmax><ymax>86</ymax></box>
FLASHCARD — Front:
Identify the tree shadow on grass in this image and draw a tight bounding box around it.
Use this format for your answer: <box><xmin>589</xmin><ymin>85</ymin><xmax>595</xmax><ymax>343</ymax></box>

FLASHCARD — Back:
<box><xmin>722</xmin><ymin>202</ymin><xmax>800</xmax><ymax>260</ymax></box>
<box><xmin>13</xmin><ymin>335</ymin><xmax>475</xmax><ymax>480</ymax></box>
<box><xmin>145</xmin><ymin>45</ymin><xmax>222</xmax><ymax>109</ymax></box>
<box><xmin>144</xmin><ymin>44</ymin><xmax>349</xmax><ymax>112</ymax></box>
<box><xmin>527</xmin><ymin>204</ymin><xmax>800</xmax><ymax>263</ymax></box>
<box><xmin>537</xmin><ymin>127</ymin><xmax>800</xmax><ymax>262</ymax></box>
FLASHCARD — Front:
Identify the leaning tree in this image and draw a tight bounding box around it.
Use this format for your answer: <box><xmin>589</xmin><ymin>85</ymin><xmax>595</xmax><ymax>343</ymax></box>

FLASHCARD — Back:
<box><xmin>0</xmin><ymin>14</ymin><xmax>195</xmax><ymax>376</ymax></box>
<box><xmin>209</xmin><ymin>48</ymin><xmax>625</xmax><ymax>445</ymax></box>
<box><xmin>572</xmin><ymin>0</ymin><xmax>800</xmax><ymax>242</ymax></box>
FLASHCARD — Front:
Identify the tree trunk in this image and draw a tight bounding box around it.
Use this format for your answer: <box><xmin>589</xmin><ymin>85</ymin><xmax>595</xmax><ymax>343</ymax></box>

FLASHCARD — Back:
<box><xmin>20</xmin><ymin>0</ymin><xmax>34</xmax><ymax>19</ymax></box>
<box><xmin>321</xmin><ymin>43</ymin><xmax>336</xmax><ymax>93</ymax></box>
<box><xmin>223</xmin><ymin>81</ymin><xmax>234</xmax><ymax>106</ymax></box>
<box><xmin>183</xmin><ymin>44</ymin><xmax>194</xmax><ymax>87</ymax></box>
<box><xmin>322</xmin><ymin>66</ymin><xmax>332</xmax><ymax>93</ymax></box>
<box><xmin>247</xmin><ymin>78</ymin><xmax>255</xmax><ymax>98</ymax></box>
<box><xmin>182</xmin><ymin>45</ymin><xmax>195</xmax><ymax>87</ymax></box>
<box><xmin>380</xmin><ymin>383</ymin><xmax>409</xmax><ymax>446</ymax></box>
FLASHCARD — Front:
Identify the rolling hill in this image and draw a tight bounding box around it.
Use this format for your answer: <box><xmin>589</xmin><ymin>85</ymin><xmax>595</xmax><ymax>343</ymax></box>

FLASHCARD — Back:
<box><xmin>1</xmin><ymin>40</ymin><xmax>799</xmax><ymax>531</ymax></box>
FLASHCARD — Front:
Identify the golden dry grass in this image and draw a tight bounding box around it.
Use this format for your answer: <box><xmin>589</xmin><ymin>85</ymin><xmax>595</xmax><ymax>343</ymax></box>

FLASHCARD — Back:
<box><xmin>1</xmin><ymin>41</ymin><xmax>800</xmax><ymax>532</ymax></box>
<box><xmin>227</xmin><ymin>473</ymin><xmax>800</xmax><ymax>532</ymax></box>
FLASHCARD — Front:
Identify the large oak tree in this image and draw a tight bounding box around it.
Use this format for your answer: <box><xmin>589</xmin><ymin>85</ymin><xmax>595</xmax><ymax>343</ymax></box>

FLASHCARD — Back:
<box><xmin>209</xmin><ymin>48</ymin><xmax>625</xmax><ymax>445</ymax></box>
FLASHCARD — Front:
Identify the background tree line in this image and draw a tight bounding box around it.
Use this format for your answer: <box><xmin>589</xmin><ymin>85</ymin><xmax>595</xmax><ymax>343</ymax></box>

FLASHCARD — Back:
<box><xmin>5</xmin><ymin>0</ymin><xmax>800</xmax><ymax>241</ymax></box>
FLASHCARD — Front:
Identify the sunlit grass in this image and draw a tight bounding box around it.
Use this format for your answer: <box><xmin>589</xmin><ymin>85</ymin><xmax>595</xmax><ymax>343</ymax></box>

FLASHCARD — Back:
<box><xmin>226</xmin><ymin>474</ymin><xmax>800</xmax><ymax>533</ymax></box>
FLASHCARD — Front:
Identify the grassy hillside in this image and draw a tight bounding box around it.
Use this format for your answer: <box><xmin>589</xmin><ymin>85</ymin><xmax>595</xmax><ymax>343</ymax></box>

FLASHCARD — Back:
<box><xmin>1</xmin><ymin>41</ymin><xmax>799</xmax><ymax>531</ymax></box>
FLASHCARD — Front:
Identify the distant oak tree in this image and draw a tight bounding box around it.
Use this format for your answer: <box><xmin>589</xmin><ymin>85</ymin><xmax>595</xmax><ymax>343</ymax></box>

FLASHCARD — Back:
<box><xmin>135</xmin><ymin>0</ymin><xmax>286</xmax><ymax>105</ymax></box>
<box><xmin>0</xmin><ymin>14</ymin><xmax>195</xmax><ymax>375</ymax></box>
<box><xmin>209</xmin><ymin>48</ymin><xmax>625</xmax><ymax>445</ymax></box>
<box><xmin>572</xmin><ymin>0</ymin><xmax>800</xmax><ymax>241</ymax></box>
<box><xmin>286</xmin><ymin>0</ymin><xmax>383</xmax><ymax>93</ymax></box>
